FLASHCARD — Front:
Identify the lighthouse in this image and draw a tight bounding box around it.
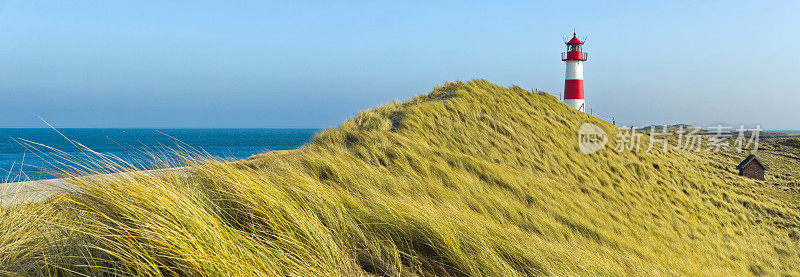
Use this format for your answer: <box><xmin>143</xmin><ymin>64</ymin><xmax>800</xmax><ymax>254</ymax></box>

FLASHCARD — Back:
<box><xmin>562</xmin><ymin>32</ymin><xmax>588</xmax><ymax>112</ymax></box>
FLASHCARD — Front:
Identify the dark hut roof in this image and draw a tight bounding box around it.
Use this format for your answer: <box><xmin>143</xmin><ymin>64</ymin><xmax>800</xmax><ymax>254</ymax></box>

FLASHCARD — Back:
<box><xmin>736</xmin><ymin>154</ymin><xmax>768</xmax><ymax>170</ymax></box>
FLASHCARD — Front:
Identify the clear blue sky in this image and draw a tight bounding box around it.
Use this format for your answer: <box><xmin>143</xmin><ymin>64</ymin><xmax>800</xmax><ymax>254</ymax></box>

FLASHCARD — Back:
<box><xmin>1</xmin><ymin>0</ymin><xmax>798</xmax><ymax>129</ymax></box>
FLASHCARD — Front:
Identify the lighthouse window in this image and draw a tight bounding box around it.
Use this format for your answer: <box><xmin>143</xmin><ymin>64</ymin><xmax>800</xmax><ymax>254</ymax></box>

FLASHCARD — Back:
<box><xmin>569</xmin><ymin>45</ymin><xmax>581</xmax><ymax>52</ymax></box>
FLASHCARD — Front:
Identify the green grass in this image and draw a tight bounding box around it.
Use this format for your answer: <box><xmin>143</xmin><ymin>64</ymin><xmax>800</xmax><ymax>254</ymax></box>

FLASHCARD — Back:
<box><xmin>2</xmin><ymin>80</ymin><xmax>799</xmax><ymax>276</ymax></box>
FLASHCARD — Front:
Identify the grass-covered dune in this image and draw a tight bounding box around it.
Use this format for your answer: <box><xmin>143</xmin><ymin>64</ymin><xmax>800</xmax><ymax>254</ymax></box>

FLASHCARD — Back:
<box><xmin>3</xmin><ymin>80</ymin><xmax>800</xmax><ymax>276</ymax></box>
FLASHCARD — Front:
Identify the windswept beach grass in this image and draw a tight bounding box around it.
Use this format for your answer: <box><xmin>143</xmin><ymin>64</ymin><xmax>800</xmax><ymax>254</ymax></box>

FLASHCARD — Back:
<box><xmin>1</xmin><ymin>80</ymin><xmax>799</xmax><ymax>276</ymax></box>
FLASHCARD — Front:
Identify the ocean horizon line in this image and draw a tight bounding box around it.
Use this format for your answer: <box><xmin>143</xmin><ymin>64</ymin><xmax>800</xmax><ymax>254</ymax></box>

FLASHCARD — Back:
<box><xmin>0</xmin><ymin>127</ymin><xmax>325</xmax><ymax>130</ymax></box>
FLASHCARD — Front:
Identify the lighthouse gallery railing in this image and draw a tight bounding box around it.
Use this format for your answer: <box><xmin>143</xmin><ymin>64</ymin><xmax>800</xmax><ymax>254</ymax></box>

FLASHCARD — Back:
<box><xmin>561</xmin><ymin>52</ymin><xmax>588</xmax><ymax>61</ymax></box>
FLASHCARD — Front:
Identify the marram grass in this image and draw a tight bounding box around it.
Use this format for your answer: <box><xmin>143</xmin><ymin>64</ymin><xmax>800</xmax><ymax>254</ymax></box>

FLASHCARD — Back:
<box><xmin>1</xmin><ymin>80</ymin><xmax>799</xmax><ymax>276</ymax></box>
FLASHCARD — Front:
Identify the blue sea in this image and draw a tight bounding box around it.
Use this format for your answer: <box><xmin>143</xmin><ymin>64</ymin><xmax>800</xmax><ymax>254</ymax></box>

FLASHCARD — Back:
<box><xmin>0</xmin><ymin>128</ymin><xmax>319</xmax><ymax>182</ymax></box>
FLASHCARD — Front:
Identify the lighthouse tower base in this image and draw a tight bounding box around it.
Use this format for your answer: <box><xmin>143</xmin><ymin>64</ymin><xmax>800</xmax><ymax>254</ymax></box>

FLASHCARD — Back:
<box><xmin>564</xmin><ymin>99</ymin><xmax>585</xmax><ymax>112</ymax></box>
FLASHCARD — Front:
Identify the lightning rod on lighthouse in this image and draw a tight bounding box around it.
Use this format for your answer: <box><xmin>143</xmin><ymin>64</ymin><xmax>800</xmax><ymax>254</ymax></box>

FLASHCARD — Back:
<box><xmin>562</xmin><ymin>32</ymin><xmax>588</xmax><ymax>112</ymax></box>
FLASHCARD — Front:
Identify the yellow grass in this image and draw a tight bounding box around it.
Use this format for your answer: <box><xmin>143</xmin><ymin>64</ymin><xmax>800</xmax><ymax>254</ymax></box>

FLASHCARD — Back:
<box><xmin>1</xmin><ymin>80</ymin><xmax>799</xmax><ymax>276</ymax></box>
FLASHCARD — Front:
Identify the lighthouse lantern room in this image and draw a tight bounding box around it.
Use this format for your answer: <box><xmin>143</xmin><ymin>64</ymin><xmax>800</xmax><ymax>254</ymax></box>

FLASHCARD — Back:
<box><xmin>562</xmin><ymin>32</ymin><xmax>588</xmax><ymax>112</ymax></box>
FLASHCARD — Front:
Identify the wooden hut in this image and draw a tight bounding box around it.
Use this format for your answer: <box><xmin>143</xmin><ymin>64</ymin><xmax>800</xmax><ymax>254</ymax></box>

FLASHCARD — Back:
<box><xmin>736</xmin><ymin>154</ymin><xmax>767</xmax><ymax>181</ymax></box>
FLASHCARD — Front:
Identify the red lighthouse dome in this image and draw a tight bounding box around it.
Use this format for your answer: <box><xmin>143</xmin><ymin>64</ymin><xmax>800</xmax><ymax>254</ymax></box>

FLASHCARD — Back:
<box><xmin>566</xmin><ymin>33</ymin><xmax>583</xmax><ymax>45</ymax></box>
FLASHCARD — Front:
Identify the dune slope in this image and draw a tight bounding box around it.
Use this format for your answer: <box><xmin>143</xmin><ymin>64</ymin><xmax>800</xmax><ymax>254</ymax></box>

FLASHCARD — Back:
<box><xmin>3</xmin><ymin>80</ymin><xmax>799</xmax><ymax>276</ymax></box>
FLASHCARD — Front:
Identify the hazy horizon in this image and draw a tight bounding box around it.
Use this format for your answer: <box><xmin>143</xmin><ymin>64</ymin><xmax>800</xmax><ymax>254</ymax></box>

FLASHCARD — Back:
<box><xmin>1</xmin><ymin>1</ymin><xmax>799</xmax><ymax>129</ymax></box>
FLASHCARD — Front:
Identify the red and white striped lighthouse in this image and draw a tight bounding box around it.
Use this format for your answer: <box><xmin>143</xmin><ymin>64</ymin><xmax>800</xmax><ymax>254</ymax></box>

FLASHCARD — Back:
<box><xmin>562</xmin><ymin>32</ymin><xmax>588</xmax><ymax>112</ymax></box>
